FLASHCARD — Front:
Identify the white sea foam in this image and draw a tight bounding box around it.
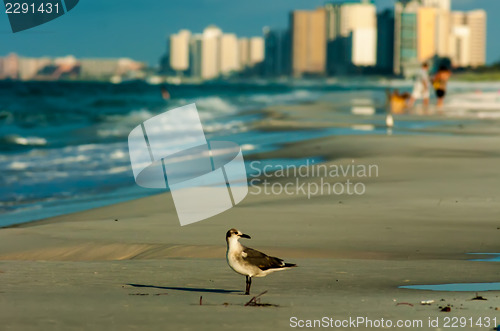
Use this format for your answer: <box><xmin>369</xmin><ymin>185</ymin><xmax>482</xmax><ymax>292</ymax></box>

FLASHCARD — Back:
<box><xmin>110</xmin><ymin>150</ymin><xmax>127</xmax><ymax>159</ymax></box>
<box><xmin>106</xmin><ymin>166</ymin><xmax>131</xmax><ymax>174</ymax></box>
<box><xmin>202</xmin><ymin>120</ymin><xmax>246</xmax><ymax>134</ymax></box>
<box><xmin>248</xmin><ymin>89</ymin><xmax>319</xmax><ymax>104</ymax></box>
<box><xmin>195</xmin><ymin>96</ymin><xmax>237</xmax><ymax>115</ymax></box>
<box><xmin>240</xmin><ymin>144</ymin><xmax>256</xmax><ymax>151</ymax></box>
<box><xmin>7</xmin><ymin>161</ymin><xmax>29</xmax><ymax>170</ymax></box>
<box><xmin>4</xmin><ymin>135</ymin><xmax>47</xmax><ymax>146</ymax></box>
<box><xmin>445</xmin><ymin>92</ymin><xmax>500</xmax><ymax>117</ymax></box>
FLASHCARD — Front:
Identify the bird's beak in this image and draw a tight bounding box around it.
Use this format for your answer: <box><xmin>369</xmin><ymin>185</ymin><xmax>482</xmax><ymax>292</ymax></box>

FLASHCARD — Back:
<box><xmin>240</xmin><ymin>233</ymin><xmax>251</xmax><ymax>239</ymax></box>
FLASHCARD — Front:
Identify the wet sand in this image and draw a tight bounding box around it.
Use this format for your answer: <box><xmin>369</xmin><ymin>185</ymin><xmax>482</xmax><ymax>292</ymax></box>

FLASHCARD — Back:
<box><xmin>1</xmin><ymin>100</ymin><xmax>500</xmax><ymax>330</ymax></box>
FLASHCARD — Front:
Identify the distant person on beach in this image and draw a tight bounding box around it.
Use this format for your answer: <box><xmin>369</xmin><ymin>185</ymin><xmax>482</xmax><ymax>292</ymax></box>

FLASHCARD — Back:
<box><xmin>433</xmin><ymin>65</ymin><xmax>452</xmax><ymax>108</ymax></box>
<box><xmin>407</xmin><ymin>63</ymin><xmax>430</xmax><ymax>109</ymax></box>
<box><xmin>161</xmin><ymin>85</ymin><xmax>171</xmax><ymax>100</ymax></box>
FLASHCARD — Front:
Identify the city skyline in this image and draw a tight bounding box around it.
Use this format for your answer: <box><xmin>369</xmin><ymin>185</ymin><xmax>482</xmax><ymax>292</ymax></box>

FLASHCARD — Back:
<box><xmin>0</xmin><ymin>0</ymin><xmax>498</xmax><ymax>66</ymax></box>
<box><xmin>162</xmin><ymin>0</ymin><xmax>486</xmax><ymax>80</ymax></box>
<box><xmin>166</xmin><ymin>26</ymin><xmax>265</xmax><ymax>80</ymax></box>
<box><xmin>0</xmin><ymin>0</ymin><xmax>489</xmax><ymax>81</ymax></box>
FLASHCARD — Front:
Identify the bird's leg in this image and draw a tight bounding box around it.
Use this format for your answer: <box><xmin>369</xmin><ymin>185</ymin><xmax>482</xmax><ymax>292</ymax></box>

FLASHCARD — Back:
<box><xmin>245</xmin><ymin>276</ymin><xmax>252</xmax><ymax>295</ymax></box>
<box><xmin>245</xmin><ymin>276</ymin><xmax>249</xmax><ymax>295</ymax></box>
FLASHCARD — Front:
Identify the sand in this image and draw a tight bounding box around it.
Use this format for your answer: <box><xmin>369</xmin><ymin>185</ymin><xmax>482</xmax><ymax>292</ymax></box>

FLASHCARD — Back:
<box><xmin>1</xmin><ymin>99</ymin><xmax>500</xmax><ymax>330</ymax></box>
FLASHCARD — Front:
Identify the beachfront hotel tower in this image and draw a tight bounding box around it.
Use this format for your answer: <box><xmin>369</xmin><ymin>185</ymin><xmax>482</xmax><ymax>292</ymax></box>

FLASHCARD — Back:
<box><xmin>249</xmin><ymin>37</ymin><xmax>265</xmax><ymax>67</ymax></box>
<box><xmin>449</xmin><ymin>15</ymin><xmax>471</xmax><ymax>68</ymax></box>
<box><xmin>376</xmin><ymin>9</ymin><xmax>395</xmax><ymax>74</ymax></box>
<box><xmin>201</xmin><ymin>25</ymin><xmax>223</xmax><ymax>80</ymax></box>
<box><xmin>189</xmin><ymin>35</ymin><xmax>203</xmax><ymax>78</ymax></box>
<box><xmin>393</xmin><ymin>0</ymin><xmax>420</xmax><ymax>77</ymax></box>
<box><xmin>290</xmin><ymin>8</ymin><xmax>327</xmax><ymax>77</ymax></box>
<box><xmin>220</xmin><ymin>33</ymin><xmax>240</xmax><ymax>76</ymax></box>
<box><xmin>324</xmin><ymin>0</ymin><xmax>377</xmax><ymax>74</ymax></box>
<box><xmin>417</xmin><ymin>6</ymin><xmax>438</xmax><ymax>63</ymax></box>
<box><xmin>169</xmin><ymin>29</ymin><xmax>191</xmax><ymax>75</ymax></box>
<box><xmin>449</xmin><ymin>10</ymin><xmax>486</xmax><ymax>68</ymax></box>
<box><xmin>263</xmin><ymin>28</ymin><xmax>291</xmax><ymax>77</ymax></box>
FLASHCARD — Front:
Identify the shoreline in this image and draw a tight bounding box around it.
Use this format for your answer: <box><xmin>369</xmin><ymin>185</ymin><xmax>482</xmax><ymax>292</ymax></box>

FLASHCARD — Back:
<box><xmin>3</xmin><ymin>92</ymin><xmax>500</xmax><ymax>230</ymax></box>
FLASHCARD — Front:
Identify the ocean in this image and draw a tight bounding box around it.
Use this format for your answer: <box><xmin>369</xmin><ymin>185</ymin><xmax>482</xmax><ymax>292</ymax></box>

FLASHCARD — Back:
<box><xmin>1</xmin><ymin>80</ymin><xmax>499</xmax><ymax>227</ymax></box>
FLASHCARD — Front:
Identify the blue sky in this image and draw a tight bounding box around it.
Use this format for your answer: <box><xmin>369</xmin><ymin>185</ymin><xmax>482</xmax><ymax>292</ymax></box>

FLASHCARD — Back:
<box><xmin>0</xmin><ymin>0</ymin><xmax>498</xmax><ymax>66</ymax></box>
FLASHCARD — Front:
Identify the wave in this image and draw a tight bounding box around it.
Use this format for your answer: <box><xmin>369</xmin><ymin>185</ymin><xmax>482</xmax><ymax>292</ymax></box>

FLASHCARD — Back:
<box><xmin>193</xmin><ymin>96</ymin><xmax>238</xmax><ymax>115</ymax></box>
<box><xmin>0</xmin><ymin>134</ymin><xmax>47</xmax><ymax>148</ymax></box>
<box><xmin>247</xmin><ymin>89</ymin><xmax>321</xmax><ymax>105</ymax></box>
<box><xmin>96</xmin><ymin>109</ymin><xmax>157</xmax><ymax>139</ymax></box>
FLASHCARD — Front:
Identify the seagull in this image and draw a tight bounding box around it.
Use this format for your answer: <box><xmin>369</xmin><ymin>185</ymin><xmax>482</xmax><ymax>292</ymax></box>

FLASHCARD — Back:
<box><xmin>225</xmin><ymin>228</ymin><xmax>296</xmax><ymax>295</ymax></box>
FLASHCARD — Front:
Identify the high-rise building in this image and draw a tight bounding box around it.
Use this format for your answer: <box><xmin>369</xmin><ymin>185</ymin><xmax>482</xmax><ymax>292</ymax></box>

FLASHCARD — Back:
<box><xmin>434</xmin><ymin>9</ymin><xmax>451</xmax><ymax>58</ymax></box>
<box><xmin>238</xmin><ymin>38</ymin><xmax>250</xmax><ymax>69</ymax></box>
<box><xmin>201</xmin><ymin>25</ymin><xmax>222</xmax><ymax>80</ymax></box>
<box><xmin>220</xmin><ymin>33</ymin><xmax>240</xmax><ymax>75</ymax></box>
<box><xmin>394</xmin><ymin>0</ymin><xmax>420</xmax><ymax>77</ymax></box>
<box><xmin>376</xmin><ymin>9</ymin><xmax>395</xmax><ymax>73</ymax></box>
<box><xmin>169</xmin><ymin>29</ymin><xmax>191</xmax><ymax>73</ymax></box>
<box><xmin>466</xmin><ymin>10</ymin><xmax>486</xmax><ymax>67</ymax></box>
<box><xmin>352</xmin><ymin>28</ymin><xmax>377</xmax><ymax>66</ymax></box>
<box><xmin>189</xmin><ymin>34</ymin><xmax>203</xmax><ymax>78</ymax></box>
<box><xmin>263</xmin><ymin>28</ymin><xmax>291</xmax><ymax>77</ymax></box>
<box><xmin>249</xmin><ymin>37</ymin><xmax>265</xmax><ymax>66</ymax></box>
<box><xmin>290</xmin><ymin>8</ymin><xmax>327</xmax><ymax>77</ymax></box>
<box><xmin>449</xmin><ymin>23</ymin><xmax>471</xmax><ymax>67</ymax></box>
<box><xmin>417</xmin><ymin>7</ymin><xmax>437</xmax><ymax>63</ymax></box>
<box><xmin>449</xmin><ymin>10</ymin><xmax>486</xmax><ymax>68</ymax></box>
<box><xmin>325</xmin><ymin>1</ymin><xmax>377</xmax><ymax>73</ymax></box>
<box><xmin>418</xmin><ymin>0</ymin><xmax>452</xmax><ymax>63</ymax></box>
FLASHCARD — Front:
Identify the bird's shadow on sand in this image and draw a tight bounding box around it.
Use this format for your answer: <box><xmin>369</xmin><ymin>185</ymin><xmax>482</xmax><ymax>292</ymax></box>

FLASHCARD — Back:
<box><xmin>126</xmin><ymin>283</ymin><xmax>242</xmax><ymax>294</ymax></box>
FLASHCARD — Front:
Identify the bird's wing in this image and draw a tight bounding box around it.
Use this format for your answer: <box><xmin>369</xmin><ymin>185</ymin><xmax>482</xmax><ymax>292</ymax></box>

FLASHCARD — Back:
<box><xmin>241</xmin><ymin>247</ymin><xmax>286</xmax><ymax>271</ymax></box>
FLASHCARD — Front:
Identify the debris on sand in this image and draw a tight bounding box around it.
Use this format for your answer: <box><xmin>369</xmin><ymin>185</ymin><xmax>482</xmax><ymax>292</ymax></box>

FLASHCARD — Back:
<box><xmin>471</xmin><ymin>293</ymin><xmax>487</xmax><ymax>301</ymax></box>
<box><xmin>440</xmin><ymin>306</ymin><xmax>451</xmax><ymax>312</ymax></box>
<box><xmin>420</xmin><ymin>300</ymin><xmax>434</xmax><ymax>305</ymax></box>
<box><xmin>244</xmin><ymin>290</ymin><xmax>279</xmax><ymax>307</ymax></box>
<box><xmin>245</xmin><ymin>290</ymin><xmax>267</xmax><ymax>306</ymax></box>
<box><xmin>396</xmin><ymin>302</ymin><xmax>414</xmax><ymax>307</ymax></box>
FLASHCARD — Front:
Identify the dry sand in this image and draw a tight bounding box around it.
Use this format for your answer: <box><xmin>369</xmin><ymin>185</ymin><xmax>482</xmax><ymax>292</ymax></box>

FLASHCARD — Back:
<box><xmin>1</xmin><ymin>101</ymin><xmax>500</xmax><ymax>330</ymax></box>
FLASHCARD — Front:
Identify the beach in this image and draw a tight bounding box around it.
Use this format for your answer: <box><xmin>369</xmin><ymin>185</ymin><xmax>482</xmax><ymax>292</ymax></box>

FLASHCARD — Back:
<box><xmin>1</xmin><ymin>92</ymin><xmax>500</xmax><ymax>330</ymax></box>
